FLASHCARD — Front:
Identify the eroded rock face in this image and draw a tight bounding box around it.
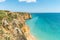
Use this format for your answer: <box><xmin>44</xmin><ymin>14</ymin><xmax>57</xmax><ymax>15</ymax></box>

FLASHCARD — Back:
<box><xmin>0</xmin><ymin>10</ymin><xmax>35</xmax><ymax>40</ymax></box>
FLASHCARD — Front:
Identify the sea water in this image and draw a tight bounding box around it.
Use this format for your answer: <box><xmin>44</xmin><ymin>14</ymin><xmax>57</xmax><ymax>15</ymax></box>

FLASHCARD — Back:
<box><xmin>26</xmin><ymin>13</ymin><xmax>60</xmax><ymax>40</ymax></box>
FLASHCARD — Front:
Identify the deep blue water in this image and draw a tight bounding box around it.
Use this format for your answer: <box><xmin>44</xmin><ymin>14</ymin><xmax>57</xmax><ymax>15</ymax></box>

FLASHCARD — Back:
<box><xmin>26</xmin><ymin>13</ymin><xmax>60</xmax><ymax>40</ymax></box>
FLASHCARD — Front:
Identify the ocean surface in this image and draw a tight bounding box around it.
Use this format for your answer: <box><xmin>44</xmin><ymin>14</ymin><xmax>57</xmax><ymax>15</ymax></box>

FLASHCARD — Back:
<box><xmin>26</xmin><ymin>13</ymin><xmax>60</xmax><ymax>40</ymax></box>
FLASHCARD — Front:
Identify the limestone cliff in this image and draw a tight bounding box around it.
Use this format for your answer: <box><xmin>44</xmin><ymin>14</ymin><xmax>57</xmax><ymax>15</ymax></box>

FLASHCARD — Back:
<box><xmin>0</xmin><ymin>10</ymin><xmax>35</xmax><ymax>40</ymax></box>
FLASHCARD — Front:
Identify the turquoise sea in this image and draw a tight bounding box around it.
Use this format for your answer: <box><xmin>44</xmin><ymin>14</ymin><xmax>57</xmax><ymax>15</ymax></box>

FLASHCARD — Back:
<box><xmin>26</xmin><ymin>13</ymin><xmax>60</xmax><ymax>40</ymax></box>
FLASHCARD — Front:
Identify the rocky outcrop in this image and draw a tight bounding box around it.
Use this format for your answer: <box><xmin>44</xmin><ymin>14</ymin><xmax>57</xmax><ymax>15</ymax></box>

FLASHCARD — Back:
<box><xmin>0</xmin><ymin>10</ymin><xmax>35</xmax><ymax>40</ymax></box>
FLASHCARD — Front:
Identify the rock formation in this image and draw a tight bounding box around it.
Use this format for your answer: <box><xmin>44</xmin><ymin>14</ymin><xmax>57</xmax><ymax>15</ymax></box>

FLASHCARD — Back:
<box><xmin>0</xmin><ymin>10</ymin><xmax>35</xmax><ymax>40</ymax></box>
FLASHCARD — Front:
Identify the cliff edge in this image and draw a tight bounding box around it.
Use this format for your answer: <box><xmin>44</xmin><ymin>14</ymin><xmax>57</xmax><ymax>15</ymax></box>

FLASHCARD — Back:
<box><xmin>0</xmin><ymin>10</ymin><xmax>35</xmax><ymax>40</ymax></box>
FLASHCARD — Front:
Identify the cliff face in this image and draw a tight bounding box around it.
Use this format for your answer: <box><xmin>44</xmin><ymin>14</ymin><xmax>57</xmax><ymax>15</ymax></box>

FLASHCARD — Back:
<box><xmin>0</xmin><ymin>10</ymin><xmax>35</xmax><ymax>40</ymax></box>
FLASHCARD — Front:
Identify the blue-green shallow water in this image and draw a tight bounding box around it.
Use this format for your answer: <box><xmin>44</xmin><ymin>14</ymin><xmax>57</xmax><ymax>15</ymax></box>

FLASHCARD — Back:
<box><xmin>26</xmin><ymin>13</ymin><xmax>60</xmax><ymax>40</ymax></box>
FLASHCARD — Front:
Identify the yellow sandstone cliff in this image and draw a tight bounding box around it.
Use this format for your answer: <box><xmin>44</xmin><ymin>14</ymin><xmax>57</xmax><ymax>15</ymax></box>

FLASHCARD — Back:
<box><xmin>0</xmin><ymin>10</ymin><xmax>35</xmax><ymax>40</ymax></box>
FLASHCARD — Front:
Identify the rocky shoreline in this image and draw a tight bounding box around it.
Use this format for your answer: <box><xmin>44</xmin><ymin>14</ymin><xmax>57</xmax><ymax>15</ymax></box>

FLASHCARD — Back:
<box><xmin>0</xmin><ymin>10</ymin><xmax>35</xmax><ymax>40</ymax></box>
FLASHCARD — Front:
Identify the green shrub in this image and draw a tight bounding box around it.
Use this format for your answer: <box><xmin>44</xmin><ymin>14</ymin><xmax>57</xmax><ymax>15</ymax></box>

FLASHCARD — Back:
<box><xmin>0</xmin><ymin>11</ymin><xmax>6</xmax><ymax>20</ymax></box>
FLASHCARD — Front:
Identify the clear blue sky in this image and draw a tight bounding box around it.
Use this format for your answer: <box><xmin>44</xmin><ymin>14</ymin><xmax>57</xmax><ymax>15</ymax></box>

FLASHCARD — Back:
<box><xmin>0</xmin><ymin>0</ymin><xmax>60</xmax><ymax>13</ymax></box>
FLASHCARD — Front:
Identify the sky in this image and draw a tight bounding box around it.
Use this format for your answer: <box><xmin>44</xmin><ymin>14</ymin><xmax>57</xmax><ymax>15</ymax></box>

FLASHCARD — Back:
<box><xmin>0</xmin><ymin>0</ymin><xmax>60</xmax><ymax>13</ymax></box>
